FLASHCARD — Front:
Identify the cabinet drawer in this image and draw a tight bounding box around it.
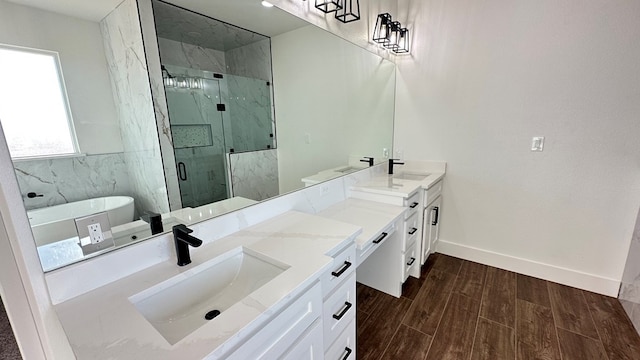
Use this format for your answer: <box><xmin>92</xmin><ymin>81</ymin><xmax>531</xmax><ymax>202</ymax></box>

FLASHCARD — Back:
<box><xmin>280</xmin><ymin>319</ymin><xmax>323</xmax><ymax>360</ymax></box>
<box><xmin>323</xmin><ymin>272</ymin><xmax>356</xmax><ymax>348</ymax></box>
<box><xmin>402</xmin><ymin>211</ymin><xmax>420</xmax><ymax>252</ymax></box>
<box><xmin>321</xmin><ymin>245</ymin><xmax>356</xmax><ymax>298</ymax></box>
<box><xmin>403</xmin><ymin>242</ymin><xmax>418</xmax><ymax>282</ymax></box>
<box><xmin>357</xmin><ymin>223</ymin><xmax>395</xmax><ymax>264</ymax></box>
<box><xmin>424</xmin><ymin>180</ymin><xmax>443</xmax><ymax>206</ymax></box>
<box><xmin>226</xmin><ymin>282</ymin><xmax>322</xmax><ymax>360</ymax></box>
<box><xmin>325</xmin><ymin>318</ymin><xmax>356</xmax><ymax>360</ymax></box>
<box><xmin>403</xmin><ymin>191</ymin><xmax>421</xmax><ymax>220</ymax></box>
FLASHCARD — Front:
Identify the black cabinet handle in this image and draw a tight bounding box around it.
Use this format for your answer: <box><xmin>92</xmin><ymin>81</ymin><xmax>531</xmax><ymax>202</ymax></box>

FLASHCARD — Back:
<box><xmin>178</xmin><ymin>162</ymin><xmax>187</xmax><ymax>181</ymax></box>
<box><xmin>407</xmin><ymin>257</ymin><xmax>416</xmax><ymax>266</ymax></box>
<box><xmin>432</xmin><ymin>206</ymin><xmax>440</xmax><ymax>226</ymax></box>
<box><xmin>332</xmin><ymin>301</ymin><xmax>353</xmax><ymax>320</ymax></box>
<box><xmin>372</xmin><ymin>232</ymin><xmax>388</xmax><ymax>244</ymax></box>
<box><xmin>408</xmin><ymin>227</ymin><xmax>418</xmax><ymax>235</ymax></box>
<box><xmin>410</xmin><ymin>202</ymin><xmax>419</xmax><ymax>208</ymax></box>
<box><xmin>340</xmin><ymin>347</ymin><xmax>353</xmax><ymax>360</ymax></box>
<box><xmin>331</xmin><ymin>261</ymin><xmax>352</xmax><ymax>278</ymax></box>
<box><xmin>26</xmin><ymin>192</ymin><xmax>43</xmax><ymax>198</ymax></box>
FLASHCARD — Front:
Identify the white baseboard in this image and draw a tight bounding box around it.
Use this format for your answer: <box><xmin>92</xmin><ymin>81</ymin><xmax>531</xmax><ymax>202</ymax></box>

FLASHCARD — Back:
<box><xmin>435</xmin><ymin>239</ymin><xmax>620</xmax><ymax>297</ymax></box>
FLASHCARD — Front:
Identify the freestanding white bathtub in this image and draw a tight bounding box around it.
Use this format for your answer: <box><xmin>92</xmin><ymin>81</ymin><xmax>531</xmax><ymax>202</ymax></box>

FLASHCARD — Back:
<box><xmin>28</xmin><ymin>196</ymin><xmax>135</xmax><ymax>247</ymax></box>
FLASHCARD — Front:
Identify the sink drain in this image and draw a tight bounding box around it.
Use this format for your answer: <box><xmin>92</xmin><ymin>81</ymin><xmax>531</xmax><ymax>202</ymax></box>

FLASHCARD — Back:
<box><xmin>205</xmin><ymin>310</ymin><xmax>221</xmax><ymax>320</ymax></box>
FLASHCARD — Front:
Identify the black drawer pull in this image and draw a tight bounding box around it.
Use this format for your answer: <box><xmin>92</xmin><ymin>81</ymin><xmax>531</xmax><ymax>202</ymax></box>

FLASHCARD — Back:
<box><xmin>340</xmin><ymin>347</ymin><xmax>353</xmax><ymax>360</ymax></box>
<box><xmin>331</xmin><ymin>261</ymin><xmax>352</xmax><ymax>278</ymax></box>
<box><xmin>408</xmin><ymin>227</ymin><xmax>418</xmax><ymax>235</ymax></box>
<box><xmin>410</xmin><ymin>202</ymin><xmax>419</xmax><ymax>208</ymax></box>
<box><xmin>333</xmin><ymin>301</ymin><xmax>353</xmax><ymax>320</ymax></box>
<box><xmin>407</xmin><ymin>257</ymin><xmax>416</xmax><ymax>266</ymax></box>
<box><xmin>373</xmin><ymin>232</ymin><xmax>388</xmax><ymax>244</ymax></box>
<box><xmin>432</xmin><ymin>206</ymin><xmax>440</xmax><ymax>226</ymax></box>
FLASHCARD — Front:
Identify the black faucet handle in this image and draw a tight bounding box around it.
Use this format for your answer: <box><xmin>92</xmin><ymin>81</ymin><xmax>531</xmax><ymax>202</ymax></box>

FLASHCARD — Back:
<box><xmin>173</xmin><ymin>224</ymin><xmax>193</xmax><ymax>234</ymax></box>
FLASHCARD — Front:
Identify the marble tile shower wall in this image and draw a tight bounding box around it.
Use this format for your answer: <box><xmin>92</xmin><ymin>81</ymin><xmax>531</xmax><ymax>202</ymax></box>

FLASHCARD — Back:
<box><xmin>101</xmin><ymin>0</ymin><xmax>170</xmax><ymax>216</ymax></box>
<box><xmin>13</xmin><ymin>154</ymin><xmax>132</xmax><ymax>211</ymax></box>
<box><xmin>158</xmin><ymin>38</ymin><xmax>225</xmax><ymax>73</ymax></box>
<box><xmin>225</xmin><ymin>39</ymin><xmax>272</xmax><ymax>81</ymax></box>
<box><xmin>228</xmin><ymin>149</ymin><xmax>279</xmax><ymax>202</ymax></box>
<box><xmin>619</xmin><ymin>207</ymin><xmax>640</xmax><ymax>335</ymax></box>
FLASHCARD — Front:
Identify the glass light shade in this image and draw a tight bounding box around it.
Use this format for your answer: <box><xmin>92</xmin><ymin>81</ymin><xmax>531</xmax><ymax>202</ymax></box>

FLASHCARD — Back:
<box><xmin>383</xmin><ymin>21</ymin><xmax>402</xmax><ymax>50</ymax></box>
<box><xmin>393</xmin><ymin>28</ymin><xmax>410</xmax><ymax>54</ymax></box>
<box><xmin>372</xmin><ymin>13</ymin><xmax>392</xmax><ymax>44</ymax></box>
<box><xmin>315</xmin><ymin>0</ymin><xmax>342</xmax><ymax>13</ymax></box>
<box><xmin>335</xmin><ymin>0</ymin><xmax>360</xmax><ymax>23</ymax></box>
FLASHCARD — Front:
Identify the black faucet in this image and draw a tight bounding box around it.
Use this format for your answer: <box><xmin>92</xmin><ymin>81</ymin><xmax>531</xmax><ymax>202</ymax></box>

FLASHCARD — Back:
<box><xmin>388</xmin><ymin>158</ymin><xmax>405</xmax><ymax>174</ymax></box>
<box><xmin>173</xmin><ymin>224</ymin><xmax>203</xmax><ymax>266</ymax></box>
<box><xmin>360</xmin><ymin>157</ymin><xmax>375</xmax><ymax>167</ymax></box>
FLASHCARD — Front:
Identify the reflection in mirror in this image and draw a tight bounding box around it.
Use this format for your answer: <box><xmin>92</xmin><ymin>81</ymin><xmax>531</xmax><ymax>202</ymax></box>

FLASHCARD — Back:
<box><xmin>0</xmin><ymin>0</ymin><xmax>395</xmax><ymax>272</ymax></box>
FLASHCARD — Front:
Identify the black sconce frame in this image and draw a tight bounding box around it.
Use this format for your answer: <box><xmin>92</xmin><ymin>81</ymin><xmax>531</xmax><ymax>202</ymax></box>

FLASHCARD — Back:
<box><xmin>335</xmin><ymin>0</ymin><xmax>360</xmax><ymax>23</ymax></box>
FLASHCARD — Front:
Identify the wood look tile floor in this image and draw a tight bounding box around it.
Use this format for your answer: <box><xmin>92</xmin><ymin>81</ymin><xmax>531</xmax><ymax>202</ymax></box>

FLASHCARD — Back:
<box><xmin>356</xmin><ymin>253</ymin><xmax>640</xmax><ymax>360</ymax></box>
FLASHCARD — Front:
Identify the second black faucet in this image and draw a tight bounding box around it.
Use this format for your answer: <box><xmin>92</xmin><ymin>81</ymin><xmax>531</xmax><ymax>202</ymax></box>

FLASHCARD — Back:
<box><xmin>388</xmin><ymin>158</ymin><xmax>405</xmax><ymax>174</ymax></box>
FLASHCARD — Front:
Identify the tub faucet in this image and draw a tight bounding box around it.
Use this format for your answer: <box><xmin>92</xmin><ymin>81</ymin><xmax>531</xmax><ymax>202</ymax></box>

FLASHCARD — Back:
<box><xmin>173</xmin><ymin>224</ymin><xmax>202</xmax><ymax>266</ymax></box>
<box><xmin>388</xmin><ymin>159</ymin><xmax>405</xmax><ymax>174</ymax></box>
<box><xmin>360</xmin><ymin>157</ymin><xmax>374</xmax><ymax>167</ymax></box>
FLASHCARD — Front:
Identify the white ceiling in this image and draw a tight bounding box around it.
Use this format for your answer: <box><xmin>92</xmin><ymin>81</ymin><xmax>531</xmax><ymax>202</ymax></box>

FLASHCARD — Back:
<box><xmin>5</xmin><ymin>0</ymin><xmax>124</xmax><ymax>21</ymax></box>
<box><xmin>4</xmin><ymin>0</ymin><xmax>308</xmax><ymax>37</ymax></box>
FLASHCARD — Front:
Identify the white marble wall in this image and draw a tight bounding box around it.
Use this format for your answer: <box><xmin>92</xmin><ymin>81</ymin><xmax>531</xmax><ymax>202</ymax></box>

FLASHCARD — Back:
<box><xmin>101</xmin><ymin>0</ymin><xmax>170</xmax><ymax>216</ymax></box>
<box><xmin>619</xmin><ymin>207</ymin><xmax>640</xmax><ymax>334</ymax></box>
<box><xmin>225</xmin><ymin>39</ymin><xmax>272</xmax><ymax>81</ymax></box>
<box><xmin>158</xmin><ymin>38</ymin><xmax>225</xmax><ymax>73</ymax></box>
<box><xmin>13</xmin><ymin>154</ymin><xmax>132</xmax><ymax>211</ymax></box>
<box><xmin>228</xmin><ymin>149</ymin><xmax>279</xmax><ymax>202</ymax></box>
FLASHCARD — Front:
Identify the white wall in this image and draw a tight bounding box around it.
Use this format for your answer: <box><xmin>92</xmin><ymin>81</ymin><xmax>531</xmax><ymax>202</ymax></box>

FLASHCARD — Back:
<box><xmin>0</xmin><ymin>0</ymin><xmax>123</xmax><ymax>155</ymax></box>
<box><xmin>272</xmin><ymin>25</ymin><xmax>395</xmax><ymax>193</ymax></box>
<box><xmin>394</xmin><ymin>0</ymin><xmax>640</xmax><ymax>294</ymax></box>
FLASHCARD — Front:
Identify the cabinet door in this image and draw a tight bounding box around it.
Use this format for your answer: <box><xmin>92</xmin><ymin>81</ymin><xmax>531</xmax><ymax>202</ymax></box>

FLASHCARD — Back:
<box><xmin>428</xmin><ymin>196</ymin><xmax>442</xmax><ymax>250</ymax></box>
<box><xmin>280</xmin><ymin>320</ymin><xmax>324</xmax><ymax>360</ymax></box>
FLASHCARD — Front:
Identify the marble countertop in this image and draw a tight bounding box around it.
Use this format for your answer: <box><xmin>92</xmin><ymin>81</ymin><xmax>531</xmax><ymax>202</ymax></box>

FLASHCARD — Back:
<box><xmin>350</xmin><ymin>171</ymin><xmax>445</xmax><ymax>198</ymax></box>
<box><xmin>318</xmin><ymin>199</ymin><xmax>407</xmax><ymax>250</ymax></box>
<box><xmin>54</xmin><ymin>211</ymin><xmax>361</xmax><ymax>360</ymax></box>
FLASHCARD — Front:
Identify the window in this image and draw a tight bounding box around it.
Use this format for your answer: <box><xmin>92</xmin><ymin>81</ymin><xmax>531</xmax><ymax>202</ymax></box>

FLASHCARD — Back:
<box><xmin>0</xmin><ymin>44</ymin><xmax>79</xmax><ymax>159</ymax></box>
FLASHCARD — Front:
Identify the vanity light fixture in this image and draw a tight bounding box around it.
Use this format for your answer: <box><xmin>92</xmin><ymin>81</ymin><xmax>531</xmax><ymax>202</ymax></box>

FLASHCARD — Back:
<box><xmin>383</xmin><ymin>21</ymin><xmax>402</xmax><ymax>51</ymax></box>
<box><xmin>372</xmin><ymin>13</ymin><xmax>393</xmax><ymax>44</ymax></box>
<box><xmin>315</xmin><ymin>0</ymin><xmax>342</xmax><ymax>13</ymax></box>
<box><xmin>393</xmin><ymin>27</ymin><xmax>410</xmax><ymax>54</ymax></box>
<box><xmin>335</xmin><ymin>0</ymin><xmax>360</xmax><ymax>23</ymax></box>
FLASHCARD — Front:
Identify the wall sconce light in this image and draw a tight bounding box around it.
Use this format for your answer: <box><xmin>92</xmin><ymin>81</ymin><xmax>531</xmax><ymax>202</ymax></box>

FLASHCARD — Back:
<box><xmin>394</xmin><ymin>28</ymin><xmax>410</xmax><ymax>54</ymax></box>
<box><xmin>372</xmin><ymin>14</ymin><xmax>410</xmax><ymax>54</ymax></box>
<box><xmin>315</xmin><ymin>0</ymin><xmax>342</xmax><ymax>13</ymax></box>
<box><xmin>335</xmin><ymin>0</ymin><xmax>360</xmax><ymax>23</ymax></box>
<box><xmin>372</xmin><ymin>13</ymin><xmax>392</xmax><ymax>44</ymax></box>
<box><xmin>383</xmin><ymin>21</ymin><xmax>401</xmax><ymax>51</ymax></box>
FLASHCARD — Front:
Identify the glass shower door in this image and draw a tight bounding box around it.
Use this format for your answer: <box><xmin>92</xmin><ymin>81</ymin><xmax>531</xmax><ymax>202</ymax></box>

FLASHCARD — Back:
<box><xmin>165</xmin><ymin>76</ymin><xmax>229</xmax><ymax>208</ymax></box>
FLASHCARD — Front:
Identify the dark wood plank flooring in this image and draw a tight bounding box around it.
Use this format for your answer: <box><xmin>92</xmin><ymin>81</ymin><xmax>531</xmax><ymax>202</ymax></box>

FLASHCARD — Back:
<box><xmin>356</xmin><ymin>253</ymin><xmax>640</xmax><ymax>360</ymax></box>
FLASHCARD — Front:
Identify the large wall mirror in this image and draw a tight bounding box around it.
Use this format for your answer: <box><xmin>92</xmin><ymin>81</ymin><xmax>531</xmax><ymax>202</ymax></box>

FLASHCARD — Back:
<box><xmin>0</xmin><ymin>0</ymin><xmax>395</xmax><ymax>272</ymax></box>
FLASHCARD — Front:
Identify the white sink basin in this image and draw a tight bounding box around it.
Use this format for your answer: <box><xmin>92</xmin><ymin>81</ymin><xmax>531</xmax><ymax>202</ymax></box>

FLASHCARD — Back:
<box><xmin>393</xmin><ymin>172</ymin><xmax>430</xmax><ymax>181</ymax></box>
<box><xmin>335</xmin><ymin>166</ymin><xmax>363</xmax><ymax>174</ymax></box>
<box><xmin>130</xmin><ymin>247</ymin><xmax>289</xmax><ymax>344</ymax></box>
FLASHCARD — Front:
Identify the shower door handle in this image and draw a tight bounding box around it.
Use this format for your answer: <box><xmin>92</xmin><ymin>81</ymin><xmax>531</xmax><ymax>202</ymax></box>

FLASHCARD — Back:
<box><xmin>178</xmin><ymin>162</ymin><xmax>188</xmax><ymax>181</ymax></box>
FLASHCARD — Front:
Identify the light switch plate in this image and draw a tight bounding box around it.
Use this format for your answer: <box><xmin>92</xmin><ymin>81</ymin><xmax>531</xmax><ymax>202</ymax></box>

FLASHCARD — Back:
<box><xmin>75</xmin><ymin>212</ymin><xmax>114</xmax><ymax>255</ymax></box>
<box><xmin>531</xmin><ymin>137</ymin><xmax>545</xmax><ymax>151</ymax></box>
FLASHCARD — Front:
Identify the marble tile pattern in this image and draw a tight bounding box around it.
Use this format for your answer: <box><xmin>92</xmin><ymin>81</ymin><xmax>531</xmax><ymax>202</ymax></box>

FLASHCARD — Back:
<box><xmin>619</xmin><ymin>206</ymin><xmax>640</xmax><ymax>334</ymax></box>
<box><xmin>229</xmin><ymin>149</ymin><xmax>279</xmax><ymax>202</ymax></box>
<box><xmin>137</xmin><ymin>0</ymin><xmax>182</xmax><ymax>211</ymax></box>
<box><xmin>226</xmin><ymin>74</ymin><xmax>274</xmax><ymax>152</ymax></box>
<box><xmin>225</xmin><ymin>39</ymin><xmax>273</xmax><ymax>81</ymax></box>
<box><xmin>158</xmin><ymin>38</ymin><xmax>225</xmax><ymax>73</ymax></box>
<box><xmin>13</xmin><ymin>154</ymin><xmax>132</xmax><ymax>211</ymax></box>
<box><xmin>152</xmin><ymin>0</ymin><xmax>268</xmax><ymax>52</ymax></box>
<box><xmin>100</xmin><ymin>0</ymin><xmax>170</xmax><ymax>216</ymax></box>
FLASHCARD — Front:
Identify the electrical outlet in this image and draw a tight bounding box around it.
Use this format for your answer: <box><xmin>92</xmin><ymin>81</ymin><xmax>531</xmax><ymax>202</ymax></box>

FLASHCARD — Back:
<box><xmin>320</xmin><ymin>185</ymin><xmax>330</xmax><ymax>197</ymax></box>
<box><xmin>304</xmin><ymin>133</ymin><xmax>311</xmax><ymax>144</ymax></box>
<box><xmin>88</xmin><ymin>223</ymin><xmax>104</xmax><ymax>244</ymax></box>
<box><xmin>382</xmin><ymin>148</ymin><xmax>389</xmax><ymax>158</ymax></box>
<box><xmin>531</xmin><ymin>137</ymin><xmax>545</xmax><ymax>151</ymax></box>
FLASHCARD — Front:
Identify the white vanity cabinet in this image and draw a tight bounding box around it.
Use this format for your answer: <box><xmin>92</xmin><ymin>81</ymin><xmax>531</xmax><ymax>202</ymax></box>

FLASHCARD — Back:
<box><xmin>321</xmin><ymin>244</ymin><xmax>357</xmax><ymax>359</ymax></box>
<box><xmin>421</xmin><ymin>180</ymin><xmax>443</xmax><ymax>265</ymax></box>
